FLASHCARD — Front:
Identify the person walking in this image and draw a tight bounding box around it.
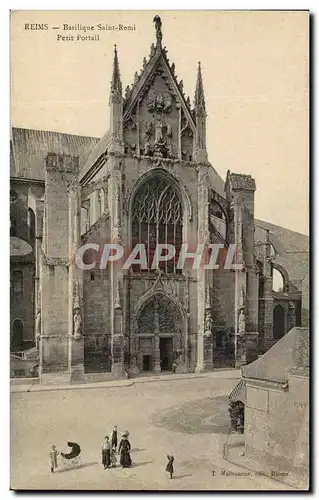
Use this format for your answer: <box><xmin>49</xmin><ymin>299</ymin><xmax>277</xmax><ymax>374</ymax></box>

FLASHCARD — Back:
<box><xmin>49</xmin><ymin>445</ymin><xmax>59</xmax><ymax>474</ymax></box>
<box><xmin>111</xmin><ymin>425</ymin><xmax>118</xmax><ymax>452</ymax></box>
<box><xmin>166</xmin><ymin>454</ymin><xmax>174</xmax><ymax>479</ymax></box>
<box><xmin>118</xmin><ymin>434</ymin><xmax>132</xmax><ymax>468</ymax></box>
<box><xmin>101</xmin><ymin>436</ymin><xmax>111</xmax><ymax>470</ymax></box>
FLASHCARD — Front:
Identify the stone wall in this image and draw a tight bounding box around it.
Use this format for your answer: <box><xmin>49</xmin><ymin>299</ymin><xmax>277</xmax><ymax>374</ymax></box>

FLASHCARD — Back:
<box><xmin>245</xmin><ymin>374</ymin><xmax>309</xmax><ymax>488</ymax></box>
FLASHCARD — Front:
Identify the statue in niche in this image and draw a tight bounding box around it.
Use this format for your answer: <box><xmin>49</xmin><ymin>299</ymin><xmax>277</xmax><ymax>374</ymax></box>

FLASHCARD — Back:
<box><xmin>164</xmin><ymin>95</ymin><xmax>172</xmax><ymax>113</ymax></box>
<box><xmin>238</xmin><ymin>309</ymin><xmax>245</xmax><ymax>335</ymax></box>
<box><xmin>166</xmin><ymin>123</ymin><xmax>172</xmax><ymax>137</ymax></box>
<box><xmin>73</xmin><ymin>308</ymin><xmax>82</xmax><ymax>339</ymax></box>
<box><xmin>154</xmin><ymin>115</ymin><xmax>164</xmax><ymax>144</ymax></box>
<box><xmin>36</xmin><ymin>309</ymin><xmax>41</xmax><ymax>338</ymax></box>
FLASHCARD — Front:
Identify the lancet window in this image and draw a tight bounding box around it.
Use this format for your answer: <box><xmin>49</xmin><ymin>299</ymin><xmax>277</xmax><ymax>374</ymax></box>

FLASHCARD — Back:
<box><xmin>131</xmin><ymin>174</ymin><xmax>183</xmax><ymax>273</ymax></box>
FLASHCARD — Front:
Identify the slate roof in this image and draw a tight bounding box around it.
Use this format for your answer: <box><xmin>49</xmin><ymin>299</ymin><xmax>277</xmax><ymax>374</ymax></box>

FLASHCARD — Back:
<box><xmin>79</xmin><ymin>130</ymin><xmax>111</xmax><ymax>181</ymax></box>
<box><xmin>242</xmin><ymin>327</ymin><xmax>309</xmax><ymax>384</ymax></box>
<box><xmin>10</xmin><ymin>127</ymin><xmax>99</xmax><ymax>181</ymax></box>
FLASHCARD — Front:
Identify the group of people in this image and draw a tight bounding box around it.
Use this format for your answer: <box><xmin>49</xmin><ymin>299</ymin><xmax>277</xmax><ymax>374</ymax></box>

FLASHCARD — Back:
<box><xmin>101</xmin><ymin>426</ymin><xmax>132</xmax><ymax>470</ymax></box>
<box><xmin>49</xmin><ymin>427</ymin><xmax>175</xmax><ymax>479</ymax></box>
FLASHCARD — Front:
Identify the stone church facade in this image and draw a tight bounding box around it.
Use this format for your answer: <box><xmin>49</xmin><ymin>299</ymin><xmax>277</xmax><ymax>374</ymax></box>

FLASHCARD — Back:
<box><xmin>10</xmin><ymin>16</ymin><xmax>308</xmax><ymax>383</ymax></box>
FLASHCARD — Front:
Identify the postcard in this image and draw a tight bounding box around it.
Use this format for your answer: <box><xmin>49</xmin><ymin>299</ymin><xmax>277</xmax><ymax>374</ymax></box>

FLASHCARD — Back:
<box><xmin>10</xmin><ymin>10</ymin><xmax>309</xmax><ymax>491</ymax></box>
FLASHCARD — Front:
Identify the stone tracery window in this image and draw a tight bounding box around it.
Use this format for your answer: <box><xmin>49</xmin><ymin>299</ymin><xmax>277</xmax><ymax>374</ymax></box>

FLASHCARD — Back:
<box><xmin>131</xmin><ymin>174</ymin><xmax>183</xmax><ymax>273</ymax></box>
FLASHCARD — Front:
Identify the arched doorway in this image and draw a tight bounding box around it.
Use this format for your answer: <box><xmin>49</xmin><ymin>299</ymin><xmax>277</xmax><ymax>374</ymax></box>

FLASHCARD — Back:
<box><xmin>131</xmin><ymin>173</ymin><xmax>183</xmax><ymax>273</ymax></box>
<box><xmin>11</xmin><ymin>319</ymin><xmax>24</xmax><ymax>352</ymax></box>
<box><xmin>273</xmin><ymin>304</ymin><xmax>285</xmax><ymax>340</ymax></box>
<box><xmin>137</xmin><ymin>294</ymin><xmax>184</xmax><ymax>372</ymax></box>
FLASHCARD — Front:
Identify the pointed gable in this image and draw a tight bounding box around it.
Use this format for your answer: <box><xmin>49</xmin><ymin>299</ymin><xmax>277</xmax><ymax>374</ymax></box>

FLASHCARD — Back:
<box><xmin>122</xmin><ymin>16</ymin><xmax>196</xmax><ymax>161</ymax></box>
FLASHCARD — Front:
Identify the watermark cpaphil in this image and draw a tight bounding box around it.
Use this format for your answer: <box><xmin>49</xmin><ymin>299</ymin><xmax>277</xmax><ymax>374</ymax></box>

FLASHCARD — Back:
<box><xmin>74</xmin><ymin>242</ymin><xmax>243</xmax><ymax>271</ymax></box>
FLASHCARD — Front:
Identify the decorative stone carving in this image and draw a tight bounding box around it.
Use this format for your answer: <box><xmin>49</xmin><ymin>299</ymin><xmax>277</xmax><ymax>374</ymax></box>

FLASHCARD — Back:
<box><xmin>73</xmin><ymin>309</ymin><xmax>82</xmax><ymax>340</ymax></box>
<box><xmin>114</xmin><ymin>279</ymin><xmax>121</xmax><ymax>309</ymax></box>
<box><xmin>150</xmin><ymin>43</ymin><xmax>155</xmax><ymax>57</ymax></box>
<box><xmin>204</xmin><ymin>308</ymin><xmax>212</xmax><ymax>337</ymax></box>
<box><xmin>145</xmin><ymin>121</ymin><xmax>152</xmax><ymax>136</ymax></box>
<box><xmin>163</xmin><ymin>95</ymin><xmax>172</xmax><ymax>113</ymax></box>
<box><xmin>143</xmin><ymin>57</ymin><xmax>147</xmax><ymax>69</ymax></box>
<box><xmin>238</xmin><ymin>309</ymin><xmax>245</xmax><ymax>335</ymax></box>
<box><xmin>125</xmin><ymin>85</ymin><xmax>130</xmax><ymax>99</ymax></box>
<box><xmin>148</xmin><ymin>90</ymin><xmax>172</xmax><ymax>114</ymax></box>
<box><xmin>171</xmin><ymin>62</ymin><xmax>175</xmax><ymax>75</ymax></box>
<box><xmin>134</xmin><ymin>71</ymin><xmax>139</xmax><ymax>84</ymax></box>
<box><xmin>153</xmin><ymin>15</ymin><xmax>162</xmax><ymax>42</ymax></box>
<box><xmin>143</xmin><ymin>135</ymin><xmax>152</xmax><ymax>156</ymax></box>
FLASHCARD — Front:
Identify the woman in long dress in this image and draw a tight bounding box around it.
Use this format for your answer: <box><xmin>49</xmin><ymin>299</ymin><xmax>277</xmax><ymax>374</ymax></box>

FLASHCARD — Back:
<box><xmin>118</xmin><ymin>434</ymin><xmax>132</xmax><ymax>468</ymax></box>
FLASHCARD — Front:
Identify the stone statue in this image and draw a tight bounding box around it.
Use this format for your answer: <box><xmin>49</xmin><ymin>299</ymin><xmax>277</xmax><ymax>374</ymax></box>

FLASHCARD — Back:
<box><xmin>134</xmin><ymin>71</ymin><xmax>139</xmax><ymax>84</ymax></box>
<box><xmin>153</xmin><ymin>15</ymin><xmax>162</xmax><ymax>40</ymax></box>
<box><xmin>154</xmin><ymin>116</ymin><xmax>164</xmax><ymax>144</ymax></box>
<box><xmin>73</xmin><ymin>309</ymin><xmax>82</xmax><ymax>339</ymax></box>
<box><xmin>36</xmin><ymin>309</ymin><xmax>41</xmax><ymax>338</ymax></box>
<box><xmin>166</xmin><ymin>123</ymin><xmax>172</xmax><ymax>137</ymax></box>
<box><xmin>171</xmin><ymin>62</ymin><xmax>175</xmax><ymax>75</ymax></box>
<box><xmin>238</xmin><ymin>309</ymin><xmax>245</xmax><ymax>335</ymax></box>
<box><xmin>143</xmin><ymin>57</ymin><xmax>147</xmax><ymax>69</ymax></box>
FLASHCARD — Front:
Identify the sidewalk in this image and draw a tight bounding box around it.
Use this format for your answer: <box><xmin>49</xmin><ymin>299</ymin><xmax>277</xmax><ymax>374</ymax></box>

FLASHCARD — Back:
<box><xmin>10</xmin><ymin>369</ymin><xmax>241</xmax><ymax>394</ymax></box>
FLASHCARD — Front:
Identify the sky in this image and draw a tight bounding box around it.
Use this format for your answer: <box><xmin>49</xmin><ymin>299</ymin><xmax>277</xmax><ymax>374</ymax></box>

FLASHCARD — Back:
<box><xmin>10</xmin><ymin>10</ymin><xmax>309</xmax><ymax>234</ymax></box>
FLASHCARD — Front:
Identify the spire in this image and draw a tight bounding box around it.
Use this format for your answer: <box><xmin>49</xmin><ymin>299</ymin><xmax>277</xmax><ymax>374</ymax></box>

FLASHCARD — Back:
<box><xmin>110</xmin><ymin>44</ymin><xmax>122</xmax><ymax>99</ymax></box>
<box><xmin>194</xmin><ymin>61</ymin><xmax>206</xmax><ymax>115</ymax></box>
<box><xmin>194</xmin><ymin>61</ymin><xmax>207</xmax><ymax>163</ymax></box>
<box><xmin>109</xmin><ymin>44</ymin><xmax>124</xmax><ymax>154</ymax></box>
<box><xmin>153</xmin><ymin>15</ymin><xmax>162</xmax><ymax>50</ymax></box>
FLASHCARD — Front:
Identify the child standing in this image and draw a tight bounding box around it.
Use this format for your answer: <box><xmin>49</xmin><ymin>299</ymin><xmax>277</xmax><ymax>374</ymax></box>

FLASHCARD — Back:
<box><xmin>166</xmin><ymin>454</ymin><xmax>174</xmax><ymax>479</ymax></box>
<box><xmin>49</xmin><ymin>445</ymin><xmax>59</xmax><ymax>474</ymax></box>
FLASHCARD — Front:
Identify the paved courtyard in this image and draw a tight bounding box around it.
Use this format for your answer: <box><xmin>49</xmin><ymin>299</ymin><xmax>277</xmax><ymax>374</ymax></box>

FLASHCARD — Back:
<box><xmin>11</xmin><ymin>372</ymin><xmax>294</xmax><ymax>491</ymax></box>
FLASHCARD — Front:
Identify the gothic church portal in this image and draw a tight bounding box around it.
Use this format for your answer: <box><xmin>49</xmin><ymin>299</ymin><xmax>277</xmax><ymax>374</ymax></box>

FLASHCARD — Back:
<box><xmin>10</xmin><ymin>16</ymin><xmax>307</xmax><ymax>383</ymax></box>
